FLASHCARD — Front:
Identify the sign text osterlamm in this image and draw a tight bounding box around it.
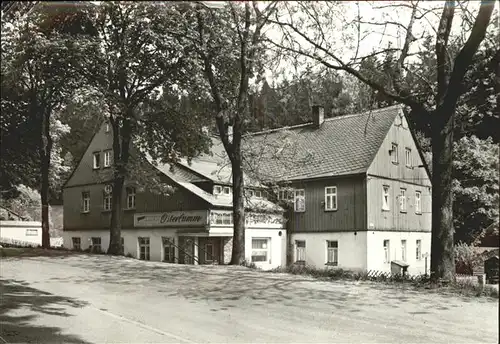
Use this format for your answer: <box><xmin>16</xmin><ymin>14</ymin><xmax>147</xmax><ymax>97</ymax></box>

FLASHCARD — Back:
<box><xmin>134</xmin><ymin>211</ymin><xmax>207</xmax><ymax>228</ymax></box>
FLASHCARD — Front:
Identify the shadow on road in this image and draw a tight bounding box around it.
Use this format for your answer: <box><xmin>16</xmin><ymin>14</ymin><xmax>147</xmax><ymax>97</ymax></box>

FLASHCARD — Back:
<box><xmin>0</xmin><ymin>278</ymin><xmax>90</xmax><ymax>344</ymax></box>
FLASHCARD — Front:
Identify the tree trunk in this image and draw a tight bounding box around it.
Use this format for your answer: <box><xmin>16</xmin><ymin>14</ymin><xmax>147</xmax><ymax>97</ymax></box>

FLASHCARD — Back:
<box><xmin>108</xmin><ymin>173</ymin><xmax>125</xmax><ymax>255</ymax></box>
<box><xmin>40</xmin><ymin>111</ymin><xmax>52</xmax><ymax>249</ymax></box>
<box><xmin>230</xmin><ymin>156</ymin><xmax>246</xmax><ymax>265</ymax></box>
<box><xmin>108</xmin><ymin>116</ymin><xmax>132</xmax><ymax>255</ymax></box>
<box><xmin>430</xmin><ymin>110</ymin><xmax>455</xmax><ymax>281</ymax></box>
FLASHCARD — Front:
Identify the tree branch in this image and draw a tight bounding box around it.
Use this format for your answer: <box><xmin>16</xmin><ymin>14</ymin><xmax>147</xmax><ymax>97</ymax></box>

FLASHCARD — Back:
<box><xmin>435</xmin><ymin>0</ymin><xmax>455</xmax><ymax>105</ymax></box>
<box><xmin>440</xmin><ymin>0</ymin><xmax>496</xmax><ymax>112</ymax></box>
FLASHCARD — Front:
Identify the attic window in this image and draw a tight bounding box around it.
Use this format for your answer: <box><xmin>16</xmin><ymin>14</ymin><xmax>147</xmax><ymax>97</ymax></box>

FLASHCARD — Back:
<box><xmin>255</xmin><ymin>190</ymin><xmax>262</xmax><ymax>198</ymax></box>
<box><xmin>391</xmin><ymin>143</ymin><xmax>398</xmax><ymax>164</ymax></box>
<box><xmin>105</xmin><ymin>123</ymin><xmax>110</xmax><ymax>133</ymax></box>
<box><xmin>213</xmin><ymin>185</ymin><xmax>222</xmax><ymax>195</ymax></box>
<box><xmin>223</xmin><ymin>186</ymin><xmax>231</xmax><ymax>195</ymax></box>
<box><xmin>93</xmin><ymin>152</ymin><xmax>101</xmax><ymax>169</ymax></box>
<box><xmin>247</xmin><ymin>190</ymin><xmax>255</xmax><ymax>197</ymax></box>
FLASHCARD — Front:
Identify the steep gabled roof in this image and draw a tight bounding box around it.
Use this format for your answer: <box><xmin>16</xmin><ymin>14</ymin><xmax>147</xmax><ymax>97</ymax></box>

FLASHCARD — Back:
<box><xmin>180</xmin><ymin>105</ymin><xmax>402</xmax><ymax>183</ymax></box>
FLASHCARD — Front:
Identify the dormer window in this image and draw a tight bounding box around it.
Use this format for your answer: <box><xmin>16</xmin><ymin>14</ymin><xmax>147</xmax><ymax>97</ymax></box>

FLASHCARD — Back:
<box><xmin>255</xmin><ymin>190</ymin><xmax>262</xmax><ymax>198</ymax></box>
<box><xmin>213</xmin><ymin>185</ymin><xmax>222</xmax><ymax>195</ymax></box>
<box><xmin>247</xmin><ymin>190</ymin><xmax>255</xmax><ymax>197</ymax></box>
<box><xmin>223</xmin><ymin>186</ymin><xmax>231</xmax><ymax>195</ymax></box>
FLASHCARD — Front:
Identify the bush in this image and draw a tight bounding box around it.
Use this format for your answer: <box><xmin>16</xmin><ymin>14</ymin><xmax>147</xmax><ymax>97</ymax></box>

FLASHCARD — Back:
<box><xmin>240</xmin><ymin>259</ymin><xmax>258</xmax><ymax>269</ymax></box>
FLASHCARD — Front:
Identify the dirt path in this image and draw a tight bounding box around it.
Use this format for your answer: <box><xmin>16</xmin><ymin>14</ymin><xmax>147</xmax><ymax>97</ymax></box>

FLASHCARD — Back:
<box><xmin>1</xmin><ymin>255</ymin><xmax>498</xmax><ymax>343</ymax></box>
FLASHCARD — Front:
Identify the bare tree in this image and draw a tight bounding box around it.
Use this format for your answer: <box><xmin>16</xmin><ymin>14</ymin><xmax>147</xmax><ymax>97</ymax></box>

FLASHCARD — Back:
<box><xmin>269</xmin><ymin>1</ymin><xmax>496</xmax><ymax>281</ymax></box>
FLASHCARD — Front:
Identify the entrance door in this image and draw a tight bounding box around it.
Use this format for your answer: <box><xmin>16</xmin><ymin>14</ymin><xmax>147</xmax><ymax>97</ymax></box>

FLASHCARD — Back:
<box><xmin>162</xmin><ymin>237</ymin><xmax>175</xmax><ymax>263</ymax></box>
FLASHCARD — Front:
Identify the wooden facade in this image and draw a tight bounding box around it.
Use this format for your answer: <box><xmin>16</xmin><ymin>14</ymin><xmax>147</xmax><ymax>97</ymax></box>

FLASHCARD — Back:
<box><xmin>285</xmin><ymin>111</ymin><xmax>431</xmax><ymax>235</ymax></box>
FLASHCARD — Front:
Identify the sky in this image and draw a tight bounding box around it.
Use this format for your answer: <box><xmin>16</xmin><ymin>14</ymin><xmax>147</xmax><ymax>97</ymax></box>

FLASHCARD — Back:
<box><xmin>262</xmin><ymin>1</ymin><xmax>493</xmax><ymax>82</ymax></box>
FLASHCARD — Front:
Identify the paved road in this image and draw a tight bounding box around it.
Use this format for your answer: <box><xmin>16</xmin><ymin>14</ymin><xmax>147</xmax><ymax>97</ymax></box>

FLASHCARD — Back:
<box><xmin>1</xmin><ymin>255</ymin><xmax>498</xmax><ymax>343</ymax></box>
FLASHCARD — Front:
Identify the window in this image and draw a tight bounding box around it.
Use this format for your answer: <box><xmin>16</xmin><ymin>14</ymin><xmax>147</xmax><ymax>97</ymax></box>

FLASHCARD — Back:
<box><xmin>400</xmin><ymin>188</ymin><xmax>407</xmax><ymax>212</ymax></box>
<box><xmin>120</xmin><ymin>237</ymin><xmax>124</xmax><ymax>255</ymax></box>
<box><xmin>213</xmin><ymin>185</ymin><xmax>222</xmax><ymax>195</ymax></box>
<box><xmin>382</xmin><ymin>186</ymin><xmax>390</xmax><ymax>211</ymax></box>
<box><xmin>223</xmin><ymin>186</ymin><xmax>231</xmax><ymax>195</ymax></box>
<box><xmin>294</xmin><ymin>189</ymin><xmax>305</xmax><ymax>212</ymax></box>
<box><xmin>416</xmin><ymin>240</ymin><xmax>422</xmax><ymax>260</ymax></box>
<box><xmin>247</xmin><ymin>189</ymin><xmax>255</xmax><ymax>197</ymax></box>
<box><xmin>295</xmin><ymin>240</ymin><xmax>306</xmax><ymax>262</ymax></box>
<box><xmin>383</xmin><ymin>240</ymin><xmax>390</xmax><ymax>263</ymax></box>
<box><xmin>25</xmin><ymin>228</ymin><xmax>38</xmax><ymax>236</ymax></box>
<box><xmin>126</xmin><ymin>186</ymin><xmax>136</xmax><ymax>209</ymax></box>
<box><xmin>401</xmin><ymin>240</ymin><xmax>407</xmax><ymax>261</ymax></box>
<box><xmin>325</xmin><ymin>186</ymin><xmax>337</xmax><ymax>211</ymax></box>
<box><xmin>327</xmin><ymin>241</ymin><xmax>338</xmax><ymax>266</ymax></box>
<box><xmin>93</xmin><ymin>152</ymin><xmax>101</xmax><ymax>169</ymax></box>
<box><xmin>138</xmin><ymin>237</ymin><xmax>150</xmax><ymax>260</ymax></box>
<box><xmin>103</xmin><ymin>187</ymin><xmax>112</xmax><ymax>211</ymax></box>
<box><xmin>105</xmin><ymin>123</ymin><xmax>110</xmax><ymax>133</ymax></box>
<box><xmin>251</xmin><ymin>238</ymin><xmax>270</xmax><ymax>263</ymax></box>
<box><xmin>415</xmin><ymin>191</ymin><xmax>422</xmax><ymax>214</ymax></box>
<box><xmin>81</xmin><ymin>191</ymin><xmax>90</xmax><ymax>213</ymax></box>
<box><xmin>254</xmin><ymin>190</ymin><xmax>262</xmax><ymax>198</ymax></box>
<box><xmin>162</xmin><ymin>237</ymin><xmax>175</xmax><ymax>263</ymax></box>
<box><xmin>72</xmin><ymin>237</ymin><xmax>81</xmax><ymax>250</ymax></box>
<box><xmin>91</xmin><ymin>237</ymin><xmax>101</xmax><ymax>253</ymax></box>
<box><xmin>405</xmin><ymin>148</ymin><xmax>412</xmax><ymax>167</ymax></box>
<box><xmin>278</xmin><ymin>190</ymin><xmax>294</xmax><ymax>201</ymax></box>
<box><xmin>222</xmin><ymin>213</ymin><xmax>232</xmax><ymax>225</ymax></box>
<box><xmin>103</xmin><ymin>150</ymin><xmax>112</xmax><ymax>167</ymax></box>
<box><xmin>205</xmin><ymin>243</ymin><xmax>214</xmax><ymax>262</ymax></box>
<box><xmin>391</xmin><ymin>143</ymin><xmax>398</xmax><ymax>164</ymax></box>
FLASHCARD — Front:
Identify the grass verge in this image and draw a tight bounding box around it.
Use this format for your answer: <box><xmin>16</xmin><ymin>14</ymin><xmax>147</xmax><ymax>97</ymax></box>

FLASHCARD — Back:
<box><xmin>267</xmin><ymin>264</ymin><xmax>499</xmax><ymax>299</ymax></box>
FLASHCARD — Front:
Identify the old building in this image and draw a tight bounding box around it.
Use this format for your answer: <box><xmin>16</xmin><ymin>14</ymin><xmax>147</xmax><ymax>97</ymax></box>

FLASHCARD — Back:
<box><xmin>62</xmin><ymin>122</ymin><xmax>286</xmax><ymax>270</ymax></box>
<box><xmin>62</xmin><ymin>104</ymin><xmax>432</xmax><ymax>274</ymax></box>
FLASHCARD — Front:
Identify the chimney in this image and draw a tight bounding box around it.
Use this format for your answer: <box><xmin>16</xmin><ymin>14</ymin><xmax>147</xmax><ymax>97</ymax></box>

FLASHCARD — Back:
<box><xmin>312</xmin><ymin>105</ymin><xmax>325</xmax><ymax>128</ymax></box>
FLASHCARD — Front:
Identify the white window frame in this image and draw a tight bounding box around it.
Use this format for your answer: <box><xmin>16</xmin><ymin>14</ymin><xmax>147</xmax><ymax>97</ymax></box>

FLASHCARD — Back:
<box><xmin>205</xmin><ymin>243</ymin><xmax>214</xmax><ymax>262</ymax></box>
<box><xmin>91</xmin><ymin>237</ymin><xmax>101</xmax><ymax>253</ymax></box>
<box><xmin>138</xmin><ymin>237</ymin><xmax>150</xmax><ymax>261</ymax></box>
<box><xmin>222</xmin><ymin>213</ymin><xmax>232</xmax><ymax>225</ymax></box>
<box><xmin>103</xmin><ymin>150</ymin><xmax>112</xmax><ymax>168</ymax></box>
<box><xmin>405</xmin><ymin>148</ymin><xmax>412</xmax><ymax>167</ymax></box>
<box><xmin>251</xmin><ymin>238</ymin><xmax>270</xmax><ymax>263</ymax></box>
<box><xmin>295</xmin><ymin>240</ymin><xmax>306</xmax><ymax>262</ymax></box>
<box><xmin>105</xmin><ymin>123</ymin><xmax>110</xmax><ymax>133</ymax></box>
<box><xmin>72</xmin><ymin>237</ymin><xmax>81</xmax><ymax>250</ymax></box>
<box><xmin>401</xmin><ymin>239</ymin><xmax>407</xmax><ymax>261</ymax></box>
<box><xmin>103</xmin><ymin>187</ymin><xmax>112</xmax><ymax>211</ymax></box>
<box><xmin>254</xmin><ymin>190</ymin><xmax>262</xmax><ymax>198</ymax></box>
<box><xmin>391</xmin><ymin>143</ymin><xmax>398</xmax><ymax>164</ymax></box>
<box><xmin>416</xmin><ymin>239</ymin><xmax>422</xmax><ymax>260</ymax></box>
<box><xmin>82</xmin><ymin>191</ymin><xmax>90</xmax><ymax>213</ymax></box>
<box><xmin>247</xmin><ymin>189</ymin><xmax>255</xmax><ymax>197</ymax></box>
<box><xmin>93</xmin><ymin>152</ymin><xmax>101</xmax><ymax>169</ymax></box>
<box><xmin>324</xmin><ymin>186</ymin><xmax>337</xmax><ymax>211</ymax></box>
<box><xmin>400</xmin><ymin>188</ymin><xmax>407</xmax><ymax>213</ymax></box>
<box><xmin>326</xmin><ymin>240</ymin><xmax>338</xmax><ymax>266</ymax></box>
<box><xmin>278</xmin><ymin>190</ymin><xmax>294</xmax><ymax>201</ymax></box>
<box><xmin>213</xmin><ymin>185</ymin><xmax>222</xmax><ymax>195</ymax></box>
<box><xmin>223</xmin><ymin>186</ymin><xmax>231</xmax><ymax>195</ymax></box>
<box><xmin>294</xmin><ymin>189</ymin><xmax>305</xmax><ymax>212</ymax></box>
<box><xmin>126</xmin><ymin>186</ymin><xmax>136</xmax><ymax>209</ymax></box>
<box><xmin>415</xmin><ymin>191</ymin><xmax>422</xmax><ymax>214</ymax></box>
<box><xmin>382</xmin><ymin>185</ymin><xmax>390</xmax><ymax>211</ymax></box>
<box><xmin>383</xmin><ymin>240</ymin><xmax>390</xmax><ymax>263</ymax></box>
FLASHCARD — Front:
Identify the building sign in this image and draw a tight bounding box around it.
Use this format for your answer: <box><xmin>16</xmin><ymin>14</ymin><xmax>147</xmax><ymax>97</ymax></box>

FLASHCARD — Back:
<box><xmin>210</xmin><ymin>210</ymin><xmax>285</xmax><ymax>229</ymax></box>
<box><xmin>134</xmin><ymin>211</ymin><xmax>208</xmax><ymax>228</ymax></box>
